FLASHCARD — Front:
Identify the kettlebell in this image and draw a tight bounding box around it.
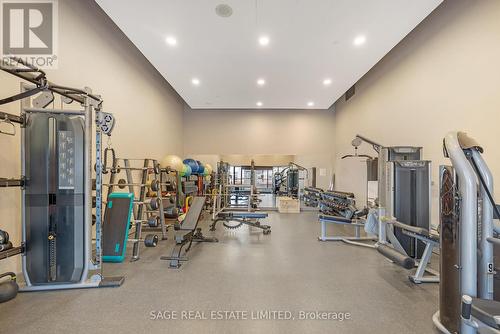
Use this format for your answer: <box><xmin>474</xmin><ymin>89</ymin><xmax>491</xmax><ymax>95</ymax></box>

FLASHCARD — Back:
<box><xmin>0</xmin><ymin>272</ymin><xmax>19</xmax><ymax>303</ymax></box>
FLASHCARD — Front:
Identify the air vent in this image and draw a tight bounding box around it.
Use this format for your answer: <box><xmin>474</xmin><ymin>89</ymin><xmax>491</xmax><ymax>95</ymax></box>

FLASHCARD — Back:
<box><xmin>345</xmin><ymin>85</ymin><xmax>355</xmax><ymax>101</ymax></box>
<box><xmin>215</xmin><ymin>4</ymin><xmax>233</xmax><ymax>17</ymax></box>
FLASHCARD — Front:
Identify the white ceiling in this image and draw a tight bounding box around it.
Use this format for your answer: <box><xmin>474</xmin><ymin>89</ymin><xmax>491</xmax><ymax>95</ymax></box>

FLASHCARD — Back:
<box><xmin>95</xmin><ymin>0</ymin><xmax>442</xmax><ymax>109</ymax></box>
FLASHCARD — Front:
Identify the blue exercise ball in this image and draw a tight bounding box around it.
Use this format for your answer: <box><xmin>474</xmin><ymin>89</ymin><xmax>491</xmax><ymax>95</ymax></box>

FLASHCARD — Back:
<box><xmin>183</xmin><ymin>159</ymin><xmax>199</xmax><ymax>174</ymax></box>
<box><xmin>196</xmin><ymin>160</ymin><xmax>205</xmax><ymax>175</ymax></box>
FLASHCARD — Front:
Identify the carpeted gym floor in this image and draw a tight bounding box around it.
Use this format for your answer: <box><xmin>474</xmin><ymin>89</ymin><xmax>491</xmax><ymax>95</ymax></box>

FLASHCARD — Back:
<box><xmin>0</xmin><ymin>211</ymin><xmax>439</xmax><ymax>334</ymax></box>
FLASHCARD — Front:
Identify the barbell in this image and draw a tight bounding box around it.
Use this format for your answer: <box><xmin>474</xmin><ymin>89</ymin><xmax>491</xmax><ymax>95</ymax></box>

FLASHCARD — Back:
<box><xmin>102</xmin><ymin>164</ymin><xmax>163</xmax><ymax>175</ymax></box>
<box><xmin>103</xmin><ymin>179</ymin><xmax>160</xmax><ymax>192</ymax></box>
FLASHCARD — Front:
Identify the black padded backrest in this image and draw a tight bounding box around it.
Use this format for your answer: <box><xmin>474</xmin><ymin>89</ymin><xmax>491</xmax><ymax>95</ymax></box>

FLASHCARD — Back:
<box><xmin>179</xmin><ymin>197</ymin><xmax>205</xmax><ymax>231</ymax></box>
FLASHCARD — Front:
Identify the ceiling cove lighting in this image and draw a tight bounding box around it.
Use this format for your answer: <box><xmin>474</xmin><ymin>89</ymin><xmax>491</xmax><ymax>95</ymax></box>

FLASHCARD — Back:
<box><xmin>191</xmin><ymin>78</ymin><xmax>200</xmax><ymax>86</ymax></box>
<box><xmin>353</xmin><ymin>35</ymin><xmax>366</xmax><ymax>46</ymax></box>
<box><xmin>165</xmin><ymin>36</ymin><xmax>177</xmax><ymax>46</ymax></box>
<box><xmin>323</xmin><ymin>78</ymin><xmax>332</xmax><ymax>86</ymax></box>
<box><xmin>307</xmin><ymin>101</ymin><xmax>315</xmax><ymax>107</ymax></box>
<box><xmin>258</xmin><ymin>36</ymin><xmax>270</xmax><ymax>46</ymax></box>
<box><xmin>257</xmin><ymin>78</ymin><xmax>266</xmax><ymax>86</ymax></box>
<box><xmin>256</xmin><ymin>101</ymin><xmax>263</xmax><ymax>107</ymax></box>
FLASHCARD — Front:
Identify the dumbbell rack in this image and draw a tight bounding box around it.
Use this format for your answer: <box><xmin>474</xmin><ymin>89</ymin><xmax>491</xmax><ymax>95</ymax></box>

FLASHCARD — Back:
<box><xmin>105</xmin><ymin>158</ymin><xmax>167</xmax><ymax>261</ymax></box>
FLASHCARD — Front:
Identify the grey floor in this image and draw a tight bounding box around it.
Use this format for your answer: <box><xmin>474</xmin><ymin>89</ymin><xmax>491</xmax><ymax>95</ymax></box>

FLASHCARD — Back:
<box><xmin>0</xmin><ymin>212</ymin><xmax>439</xmax><ymax>334</ymax></box>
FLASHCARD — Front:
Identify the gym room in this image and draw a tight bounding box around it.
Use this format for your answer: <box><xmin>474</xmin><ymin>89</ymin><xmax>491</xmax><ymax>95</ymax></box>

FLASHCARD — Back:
<box><xmin>0</xmin><ymin>0</ymin><xmax>499</xmax><ymax>333</ymax></box>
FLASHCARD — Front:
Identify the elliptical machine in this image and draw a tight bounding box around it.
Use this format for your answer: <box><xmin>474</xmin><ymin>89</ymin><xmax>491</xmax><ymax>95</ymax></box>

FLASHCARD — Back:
<box><xmin>434</xmin><ymin>132</ymin><xmax>500</xmax><ymax>333</ymax></box>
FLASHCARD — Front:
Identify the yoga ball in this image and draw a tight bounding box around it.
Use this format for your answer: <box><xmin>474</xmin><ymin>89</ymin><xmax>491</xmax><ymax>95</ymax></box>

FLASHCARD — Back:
<box><xmin>204</xmin><ymin>164</ymin><xmax>213</xmax><ymax>176</ymax></box>
<box><xmin>180</xmin><ymin>164</ymin><xmax>192</xmax><ymax>177</ymax></box>
<box><xmin>161</xmin><ymin>155</ymin><xmax>184</xmax><ymax>172</ymax></box>
<box><xmin>183</xmin><ymin>159</ymin><xmax>199</xmax><ymax>174</ymax></box>
<box><xmin>196</xmin><ymin>161</ymin><xmax>205</xmax><ymax>175</ymax></box>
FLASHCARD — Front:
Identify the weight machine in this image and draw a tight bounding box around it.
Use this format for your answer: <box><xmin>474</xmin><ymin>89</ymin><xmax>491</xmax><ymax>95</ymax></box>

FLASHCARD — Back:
<box><xmin>319</xmin><ymin>134</ymin><xmax>438</xmax><ymax>284</ymax></box>
<box><xmin>273</xmin><ymin>162</ymin><xmax>308</xmax><ymax>198</ymax></box>
<box><xmin>433</xmin><ymin>132</ymin><xmax>500</xmax><ymax>334</ymax></box>
<box><xmin>0</xmin><ymin>57</ymin><xmax>123</xmax><ymax>291</ymax></box>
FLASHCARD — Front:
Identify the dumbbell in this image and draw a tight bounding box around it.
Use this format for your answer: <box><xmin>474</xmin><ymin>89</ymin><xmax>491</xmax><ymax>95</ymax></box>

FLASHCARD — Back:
<box><xmin>164</xmin><ymin>207</ymin><xmax>179</xmax><ymax>219</ymax></box>
<box><xmin>128</xmin><ymin>234</ymin><xmax>158</xmax><ymax>247</ymax></box>
<box><xmin>147</xmin><ymin>216</ymin><xmax>159</xmax><ymax>228</ymax></box>
<box><xmin>0</xmin><ymin>230</ymin><xmax>12</xmax><ymax>252</ymax></box>
<box><xmin>134</xmin><ymin>198</ymin><xmax>160</xmax><ymax>211</ymax></box>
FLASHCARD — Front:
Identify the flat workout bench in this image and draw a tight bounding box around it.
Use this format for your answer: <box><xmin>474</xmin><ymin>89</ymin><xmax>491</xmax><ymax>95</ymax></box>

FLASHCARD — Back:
<box><xmin>160</xmin><ymin>196</ymin><xmax>218</xmax><ymax>268</ymax></box>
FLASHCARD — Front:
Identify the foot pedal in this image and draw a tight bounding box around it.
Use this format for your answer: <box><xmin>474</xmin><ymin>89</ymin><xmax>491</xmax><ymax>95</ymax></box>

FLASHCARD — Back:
<box><xmin>99</xmin><ymin>276</ymin><xmax>125</xmax><ymax>288</ymax></box>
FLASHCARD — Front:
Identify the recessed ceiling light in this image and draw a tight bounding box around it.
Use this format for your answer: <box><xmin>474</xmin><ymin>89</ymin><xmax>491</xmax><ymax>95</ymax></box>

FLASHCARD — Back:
<box><xmin>257</xmin><ymin>78</ymin><xmax>266</xmax><ymax>86</ymax></box>
<box><xmin>256</xmin><ymin>101</ymin><xmax>263</xmax><ymax>107</ymax></box>
<box><xmin>165</xmin><ymin>36</ymin><xmax>177</xmax><ymax>46</ymax></box>
<box><xmin>258</xmin><ymin>36</ymin><xmax>270</xmax><ymax>46</ymax></box>
<box><xmin>353</xmin><ymin>35</ymin><xmax>366</xmax><ymax>46</ymax></box>
<box><xmin>215</xmin><ymin>4</ymin><xmax>233</xmax><ymax>17</ymax></box>
<box><xmin>191</xmin><ymin>78</ymin><xmax>200</xmax><ymax>86</ymax></box>
<box><xmin>307</xmin><ymin>101</ymin><xmax>315</xmax><ymax>107</ymax></box>
<box><xmin>323</xmin><ymin>78</ymin><xmax>332</xmax><ymax>86</ymax></box>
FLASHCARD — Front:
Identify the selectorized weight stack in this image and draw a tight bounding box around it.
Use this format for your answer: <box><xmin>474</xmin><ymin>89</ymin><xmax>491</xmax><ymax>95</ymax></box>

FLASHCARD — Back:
<box><xmin>0</xmin><ymin>57</ymin><xmax>123</xmax><ymax>291</ymax></box>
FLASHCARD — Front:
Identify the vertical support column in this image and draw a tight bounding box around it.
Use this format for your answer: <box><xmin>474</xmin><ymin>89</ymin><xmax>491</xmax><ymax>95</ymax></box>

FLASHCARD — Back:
<box><xmin>94</xmin><ymin>103</ymin><xmax>104</xmax><ymax>275</ymax></box>
<box><xmin>131</xmin><ymin>159</ymin><xmax>149</xmax><ymax>261</ymax></box>
<box><xmin>154</xmin><ymin>159</ymin><xmax>167</xmax><ymax>240</ymax></box>
<box><xmin>83</xmin><ymin>96</ymin><xmax>94</xmax><ymax>279</ymax></box>
<box><xmin>124</xmin><ymin>159</ymin><xmax>138</xmax><ymax>219</ymax></box>
<box><xmin>445</xmin><ymin>132</ymin><xmax>478</xmax><ymax>334</ymax></box>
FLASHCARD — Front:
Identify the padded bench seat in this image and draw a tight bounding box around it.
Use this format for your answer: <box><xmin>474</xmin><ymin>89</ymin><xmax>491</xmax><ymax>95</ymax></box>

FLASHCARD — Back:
<box><xmin>223</xmin><ymin>212</ymin><xmax>268</xmax><ymax>219</ymax></box>
<box><xmin>178</xmin><ymin>197</ymin><xmax>205</xmax><ymax>231</ymax></box>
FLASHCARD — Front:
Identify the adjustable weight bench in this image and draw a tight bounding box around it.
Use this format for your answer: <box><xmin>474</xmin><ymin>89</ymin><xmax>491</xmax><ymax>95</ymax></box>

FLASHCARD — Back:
<box><xmin>210</xmin><ymin>211</ymin><xmax>271</xmax><ymax>234</ymax></box>
<box><xmin>160</xmin><ymin>196</ymin><xmax>218</xmax><ymax>268</ymax></box>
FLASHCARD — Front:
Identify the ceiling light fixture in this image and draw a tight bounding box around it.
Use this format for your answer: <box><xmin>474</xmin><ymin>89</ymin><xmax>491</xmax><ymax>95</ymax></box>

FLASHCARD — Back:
<box><xmin>165</xmin><ymin>36</ymin><xmax>177</xmax><ymax>46</ymax></box>
<box><xmin>258</xmin><ymin>36</ymin><xmax>270</xmax><ymax>46</ymax></box>
<box><xmin>215</xmin><ymin>4</ymin><xmax>233</xmax><ymax>17</ymax></box>
<box><xmin>353</xmin><ymin>35</ymin><xmax>366</xmax><ymax>46</ymax></box>
<box><xmin>307</xmin><ymin>101</ymin><xmax>315</xmax><ymax>107</ymax></box>
<box><xmin>323</xmin><ymin>78</ymin><xmax>332</xmax><ymax>86</ymax></box>
<box><xmin>256</xmin><ymin>101</ymin><xmax>263</xmax><ymax>107</ymax></box>
<box><xmin>257</xmin><ymin>78</ymin><xmax>266</xmax><ymax>86</ymax></box>
<box><xmin>191</xmin><ymin>78</ymin><xmax>200</xmax><ymax>86</ymax></box>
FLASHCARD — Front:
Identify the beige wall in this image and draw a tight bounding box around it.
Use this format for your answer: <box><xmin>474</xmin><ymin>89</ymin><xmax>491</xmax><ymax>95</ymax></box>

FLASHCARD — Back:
<box><xmin>333</xmin><ymin>0</ymin><xmax>500</xmax><ymax>227</ymax></box>
<box><xmin>183</xmin><ymin>107</ymin><xmax>335</xmax><ymax>156</ymax></box>
<box><xmin>0</xmin><ymin>0</ymin><xmax>185</xmax><ymax>273</ymax></box>
<box><xmin>183</xmin><ymin>107</ymin><xmax>336</xmax><ymax>188</ymax></box>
